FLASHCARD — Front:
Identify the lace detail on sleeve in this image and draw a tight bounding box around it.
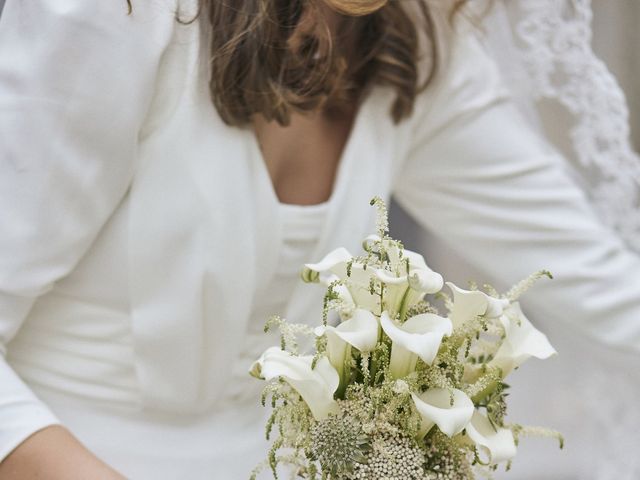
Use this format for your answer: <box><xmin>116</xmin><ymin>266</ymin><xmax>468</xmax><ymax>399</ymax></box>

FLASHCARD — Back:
<box><xmin>491</xmin><ymin>0</ymin><xmax>640</xmax><ymax>252</ymax></box>
<box><xmin>476</xmin><ymin>0</ymin><xmax>640</xmax><ymax>480</ymax></box>
<box><xmin>478</xmin><ymin>3</ymin><xmax>640</xmax><ymax>479</ymax></box>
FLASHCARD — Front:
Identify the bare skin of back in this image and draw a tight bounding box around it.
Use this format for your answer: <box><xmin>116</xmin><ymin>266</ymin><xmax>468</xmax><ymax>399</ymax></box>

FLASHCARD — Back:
<box><xmin>252</xmin><ymin>104</ymin><xmax>357</xmax><ymax>206</ymax></box>
<box><xmin>252</xmin><ymin>4</ymin><xmax>357</xmax><ymax>206</ymax></box>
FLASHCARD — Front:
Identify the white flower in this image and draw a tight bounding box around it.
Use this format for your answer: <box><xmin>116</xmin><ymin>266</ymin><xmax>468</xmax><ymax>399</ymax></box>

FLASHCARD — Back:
<box><xmin>380</xmin><ymin>311</ymin><xmax>452</xmax><ymax>379</ymax></box>
<box><xmin>392</xmin><ymin>379</ymin><xmax>410</xmax><ymax>395</ymax></box>
<box><xmin>374</xmin><ymin>247</ymin><xmax>443</xmax><ymax>318</ymax></box>
<box><xmin>303</xmin><ymin>239</ymin><xmax>443</xmax><ymax>318</ymax></box>
<box><xmin>489</xmin><ymin>302</ymin><xmax>556</xmax><ymax>377</ymax></box>
<box><xmin>446</xmin><ymin>282</ymin><xmax>510</xmax><ymax>329</ymax></box>
<box><xmin>411</xmin><ymin>388</ymin><xmax>474</xmax><ymax>438</ymax></box>
<box><xmin>249</xmin><ymin>347</ymin><xmax>339</xmax><ymax>420</ymax></box>
<box><xmin>314</xmin><ymin>309</ymin><xmax>379</xmax><ymax>387</ymax></box>
<box><xmin>465</xmin><ymin>411</ymin><xmax>517</xmax><ymax>464</ymax></box>
<box><xmin>303</xmin><ymin>247</ymin><xmax>378</xmax><ymax>313</ymax></box>
<box><xmin>302</xmin><ymin>247</ymin><xmax>353</xmax><ymax>284</ymax></box>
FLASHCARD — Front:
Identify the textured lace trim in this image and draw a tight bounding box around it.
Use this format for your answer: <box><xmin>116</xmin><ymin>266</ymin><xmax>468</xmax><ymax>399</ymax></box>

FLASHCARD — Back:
<box><xmin>514</xmin><ymin>0</ymin><xmax>640</xmax><ymax>252</ymax></box>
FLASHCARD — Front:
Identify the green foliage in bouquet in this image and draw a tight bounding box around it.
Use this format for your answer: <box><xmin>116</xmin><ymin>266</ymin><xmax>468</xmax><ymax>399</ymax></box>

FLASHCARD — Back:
<box><xmin>250</xmin><ymin>197</ymin><xmax>563</xmax><ymax>480</ymax></box>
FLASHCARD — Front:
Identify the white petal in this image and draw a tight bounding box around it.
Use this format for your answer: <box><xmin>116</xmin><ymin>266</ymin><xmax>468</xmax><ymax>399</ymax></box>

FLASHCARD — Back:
<box><xmin>465</xmin><ymin>411</ymin><xmax>517</xmax><ymax>464</ymax></box>
<box><xmin>411</xmin><ymin>388</ymin><xmax>474</xmax><ymax>438</ymax></box>
<box><xmin>330</xmin><ymin>309</ymin><xmax>380</xmax><ymax>352</ymax></box>
<box><xmin>387</xmin><ymin>344</ymin><xmax>418</xmax><ymax>380</ymax></box>
<box><xmin>490</xmin><ymin>302</ymin><xmax>556</xmax><ymax>376</ymax></box>
<box><xmin>374</xmin><ymin>268</ymin><xmax>408</xmax><ymax>285</ymax></box>
<box><xmin>372</xmin><ymin>271</ymin><xmax>412</xmax><ymax>318</ymax></box>
<box><xmin>303</xmin><ymin>247</ymin><xmax>353</xmax><ymax>280</ymax></box>
<box><xmin>402</xmin><ymin>250</ymin><xmax>429</xmax><ymax>270</ymax></box>
<box><xmin>250</xmin><ymin>347</ymin><xmax>339</xmax><ymax>420</ymax></box>
<box><xmin>447</xmin><ymin>282</ymin><xmax>489</xmax><ymax>329</ymax></box>
<box><xmin>485</xmin><ymin>296</ymin><xmax>510</xmax><ymax>318</ymax></box>
<box><xmin>317</xmin><ymin>274</ymin><xmax>356</xmax><ymax>319</ymax></box>
<box><xmin>447</xmin><ymin>282</ymin><xmax>509</xmax><ymax>327</ymax></box>
<box><xmin>328</xmin><ymin>276</ymin><xmax>356</xmax><ymax>309</ymax></box>
<box><xmin>408</xmin><ymin>268</ymin><xmax>444</xmax><ymax>294</ymax></box>
<box><xmin>401</xmin><ymin>250</ymin><xmax>444</xmax><ymax>294</ymax></box>
<box><xmin>343</xmin><ymin>263</ymin><xmax>381</xmax><ymax>312</ymax></box>
<box><xmin>316</xmin><ymin>309</ymin><xmax>379</xmax><ymax>377</ymax></box>
<box><xmin>345</xmin><ymin>262</ymin><xmax>377</xmax><ymax>287</ymax></box>
<box><xmin>315</xmin><ymin>325</ymin><xmax>349</xmax><ymax>376</ymax></box>
<box><xmin>385</xmin><ymin>241</ymin><xmax>404</xmax><ymax>267</ymax></box>
<box><xmin>381</xmin><ymin>311</ymin><xmax>452</xmax><ymax>375</ymax></box>
<box><xmin>402</xmin><ymin>313</ymin><xmax>453</xmax><ymax>337</ymax></box>
<box><xmin>362</xmin><ymin>234</ymin><xmax>382</xmax><ymax>252</ymax></box>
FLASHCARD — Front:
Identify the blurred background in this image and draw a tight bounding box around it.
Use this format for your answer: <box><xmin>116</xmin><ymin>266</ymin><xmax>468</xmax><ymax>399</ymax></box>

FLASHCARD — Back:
<box><xmin>592</xmin><ymin>1</ymin><xmax>640</xmax><ymax>152</ymax></box>
<box><xmin>1</xmin><ymin>1</ymin><xmax>638</xmax><ymax>479</ymax></box>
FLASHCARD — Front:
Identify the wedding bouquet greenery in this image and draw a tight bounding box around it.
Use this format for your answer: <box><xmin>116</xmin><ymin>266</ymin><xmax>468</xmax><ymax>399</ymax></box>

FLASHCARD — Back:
<box><xmin>250</xmin><ymin>197</ymin><xmax>562</xmax><ymax>479</ymax></box>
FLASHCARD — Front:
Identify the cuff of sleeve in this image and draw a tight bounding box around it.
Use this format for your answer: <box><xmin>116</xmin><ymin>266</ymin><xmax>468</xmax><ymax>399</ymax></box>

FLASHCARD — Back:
<box><xmin>0</xmin><ymin>360</ymin><xmax>61</xmax><ymax>463</ymax></box>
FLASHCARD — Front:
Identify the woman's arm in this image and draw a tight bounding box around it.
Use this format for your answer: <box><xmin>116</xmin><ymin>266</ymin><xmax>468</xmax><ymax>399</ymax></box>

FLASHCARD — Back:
<box><xmin>392</xmin><ymin>23</ymin><xmax>640</xmax><ymax>355</ymax></box>
<box><xmin>0</xmin><ymin>0</ymin><xmax>176</xmax><ymax>473</ymax></box>
<box><xmin>0</xmin><ymin>426</ymin><xmax>125</xmax><ymax>479</ymax></box>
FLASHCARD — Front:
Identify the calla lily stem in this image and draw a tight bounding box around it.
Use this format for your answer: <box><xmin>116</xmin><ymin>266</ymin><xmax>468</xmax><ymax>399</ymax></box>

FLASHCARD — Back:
<box><xmin>336</xmin><ymin>344</ymin><xmax>352</xmax><ymax>399</ymax></box>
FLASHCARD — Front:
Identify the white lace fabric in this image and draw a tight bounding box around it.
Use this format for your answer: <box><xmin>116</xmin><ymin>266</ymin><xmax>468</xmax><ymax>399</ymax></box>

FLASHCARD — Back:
<box><xmin>484</xmin><ymin>0</ymin><xmax>640</xmax><ymax>253</ymax></box>
<box><xmin>479</xmin><ymin>2</ymin><xmax>640</xmax><ymax>478</ymax></box>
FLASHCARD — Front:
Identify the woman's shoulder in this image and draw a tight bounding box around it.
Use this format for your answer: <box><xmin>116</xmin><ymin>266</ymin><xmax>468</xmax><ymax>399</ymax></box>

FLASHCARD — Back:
<box><xmin>409</xmin><ymin>8</ymin><xmax>511</xmax><ymax>137</ymax></box>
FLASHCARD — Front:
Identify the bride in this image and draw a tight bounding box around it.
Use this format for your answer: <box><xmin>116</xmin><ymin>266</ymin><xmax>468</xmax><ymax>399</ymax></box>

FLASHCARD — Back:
<box><xmin>0</xmin><ymin>0</ymin><xmax>638</xmax><ymax>478</ymax></box>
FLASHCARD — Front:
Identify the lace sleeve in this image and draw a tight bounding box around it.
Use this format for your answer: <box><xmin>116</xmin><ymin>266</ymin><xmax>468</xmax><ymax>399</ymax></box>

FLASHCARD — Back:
<box><xmin>482</xmin><ymin>0</ymin><xmax>640</xmax><ymax>252</ymax></box>
<box><xmin>391</xmin><ymin>4</ymin><xmax>640</xmax><ymax>478</ymax></box>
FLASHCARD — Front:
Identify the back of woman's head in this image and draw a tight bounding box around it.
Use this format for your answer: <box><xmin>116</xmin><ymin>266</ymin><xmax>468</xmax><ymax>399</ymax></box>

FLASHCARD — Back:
<box><xmin>139</xmin><ymin>0</ymin><xmax>466</xmax><ymax>126</ymax></box>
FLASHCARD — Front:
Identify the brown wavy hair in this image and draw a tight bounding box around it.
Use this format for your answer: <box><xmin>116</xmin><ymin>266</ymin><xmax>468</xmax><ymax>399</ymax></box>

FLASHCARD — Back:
<box><xmin>128</xmin><ymin>0</ymin><xmax>467</xmax><ymax>126</ymax></box>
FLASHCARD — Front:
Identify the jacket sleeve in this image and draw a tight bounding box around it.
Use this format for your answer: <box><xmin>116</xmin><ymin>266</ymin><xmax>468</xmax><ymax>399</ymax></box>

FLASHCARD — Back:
<box><xmin>392</xmin><ymin>25</ymin><xmax>640</xmax><ymax>355</ymax></box>
<box><xmin>0</xmin><ymin>0</ymin><xmax>176</xmax><ymax>460</ymax></box>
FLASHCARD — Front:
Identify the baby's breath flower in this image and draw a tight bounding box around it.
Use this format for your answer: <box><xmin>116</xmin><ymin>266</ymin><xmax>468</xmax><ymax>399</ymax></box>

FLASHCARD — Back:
<box><xmin>424</xmin><ymin>431</ymin><xmax>475</xmax><ymax>480</ymax></box>
<box><xmin>348</xmin><ymin>431</ymin><xmax>425</xmax><ymax>480</ymax></box>
<box><xmin>392</xmin><ymin>379</ymin><xmax>410</xmax><ymax>395</ymax></box>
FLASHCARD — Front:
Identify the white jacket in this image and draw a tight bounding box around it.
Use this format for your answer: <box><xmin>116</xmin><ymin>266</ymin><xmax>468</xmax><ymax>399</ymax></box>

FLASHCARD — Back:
<box><xmin>0</xmin><ymin>0</ymin><xmax>638</xmax><ymax>471</ymax></box>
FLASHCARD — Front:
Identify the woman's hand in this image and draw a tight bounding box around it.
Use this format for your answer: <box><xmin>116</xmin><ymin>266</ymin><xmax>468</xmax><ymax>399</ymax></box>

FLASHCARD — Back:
<box><xmin>0</xmin><ymin>425</ymin><xmax>126</xmax><ymax>479</ymax></box>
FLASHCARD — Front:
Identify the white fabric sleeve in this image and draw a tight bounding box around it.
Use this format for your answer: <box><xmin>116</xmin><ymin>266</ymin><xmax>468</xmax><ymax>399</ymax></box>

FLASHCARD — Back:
<box><xmin>392</xmin><ymin>27</ymin><xmax>640</xmax><ymax>355</ymax></box>
<box><xmin>0</xmin><ymin>0</ymin><xmax>176</xmax><ymax>461</ymax></box>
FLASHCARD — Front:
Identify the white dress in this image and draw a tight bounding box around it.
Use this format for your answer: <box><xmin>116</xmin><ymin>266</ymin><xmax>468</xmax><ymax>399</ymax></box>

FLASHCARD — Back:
<box><xmin>7</xmin><ymin>198</ymin><xmax>329</xmax><ymax>479</ymax></box>
<box><xmin>1</xmin><ymin>2</ymin><xmax>639</xmax><ymax>479</ymax></box>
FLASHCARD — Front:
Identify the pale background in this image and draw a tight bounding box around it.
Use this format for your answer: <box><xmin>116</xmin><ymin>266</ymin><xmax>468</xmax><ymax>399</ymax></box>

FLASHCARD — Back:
<box><xmin>0</xmin><ymin>1</ymin><xmax>638</xmax><ymax>479</ymax></box>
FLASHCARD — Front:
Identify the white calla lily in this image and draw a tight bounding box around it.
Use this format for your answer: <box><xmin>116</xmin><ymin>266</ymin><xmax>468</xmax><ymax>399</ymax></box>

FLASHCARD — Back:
<box><xmin>304</xmin><ymin>240</ymin><xmax>443</xmax><ymax>319</ymax></box>
<box><xmin>322</xmin><ymin>273</ymin><xmax>357</xmax><ymax>314</ymax></box>
<box><xmin>402</xmin><ymin>250</ymin><xmax>445</xmax><ymax>293</ymax></box>
<box><xmin>315</xmin><ymin>309</ymin><xmax>379</xmax><ymax>390</ymax></box>
<box><xmin>489</xmin><ymin>302</ymin><xmax>556</xmax><ymax>377</ymax></box>
<box><xmin>249</xmin><ymin>347</ymin><xmax>339</xmax><ymax>420</ymax></box>
<box><xmin>375</xmin><ymin>250</ymin><xmax>443</xmax><ymax>319</ymax></box>
<box><xmin>303</xmin><ymin>247</ymin><xmax>381</xmax><ymax>313</ymax></box>
<box><xmin>343</xmin><ymin>263</ymin><xmax>383</xmax><ymax>313</ymax></box>
<box><xmin>465</xmin><ymin>411</ymin><xmax>517</xmax><ymax>464</ymax></box>
<box><xmin>302</xmin><ymin>247</ymin><xmax>353</xmax><ymax>283</ymax></box>
<box><xmin>446</xmin><ymin>282</ymin><xmax>510</xmax><ymax>329</ymax></box>
<box><xmin>380</xmin><ymin>311</ymin><xmax>452</xmax><ymax>379</ymax></box>
<box><xmin>411</xmin><ymin>388</ymin><xmax>474</xmax><ymax>438</ymax></box>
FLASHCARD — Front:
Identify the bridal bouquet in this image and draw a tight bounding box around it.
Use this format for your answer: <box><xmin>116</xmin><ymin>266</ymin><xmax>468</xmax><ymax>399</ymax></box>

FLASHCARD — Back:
<box><xmin>250</xmin><ymin>197</ymin><xmax>562</xmax><ymax>479</ymax></box>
